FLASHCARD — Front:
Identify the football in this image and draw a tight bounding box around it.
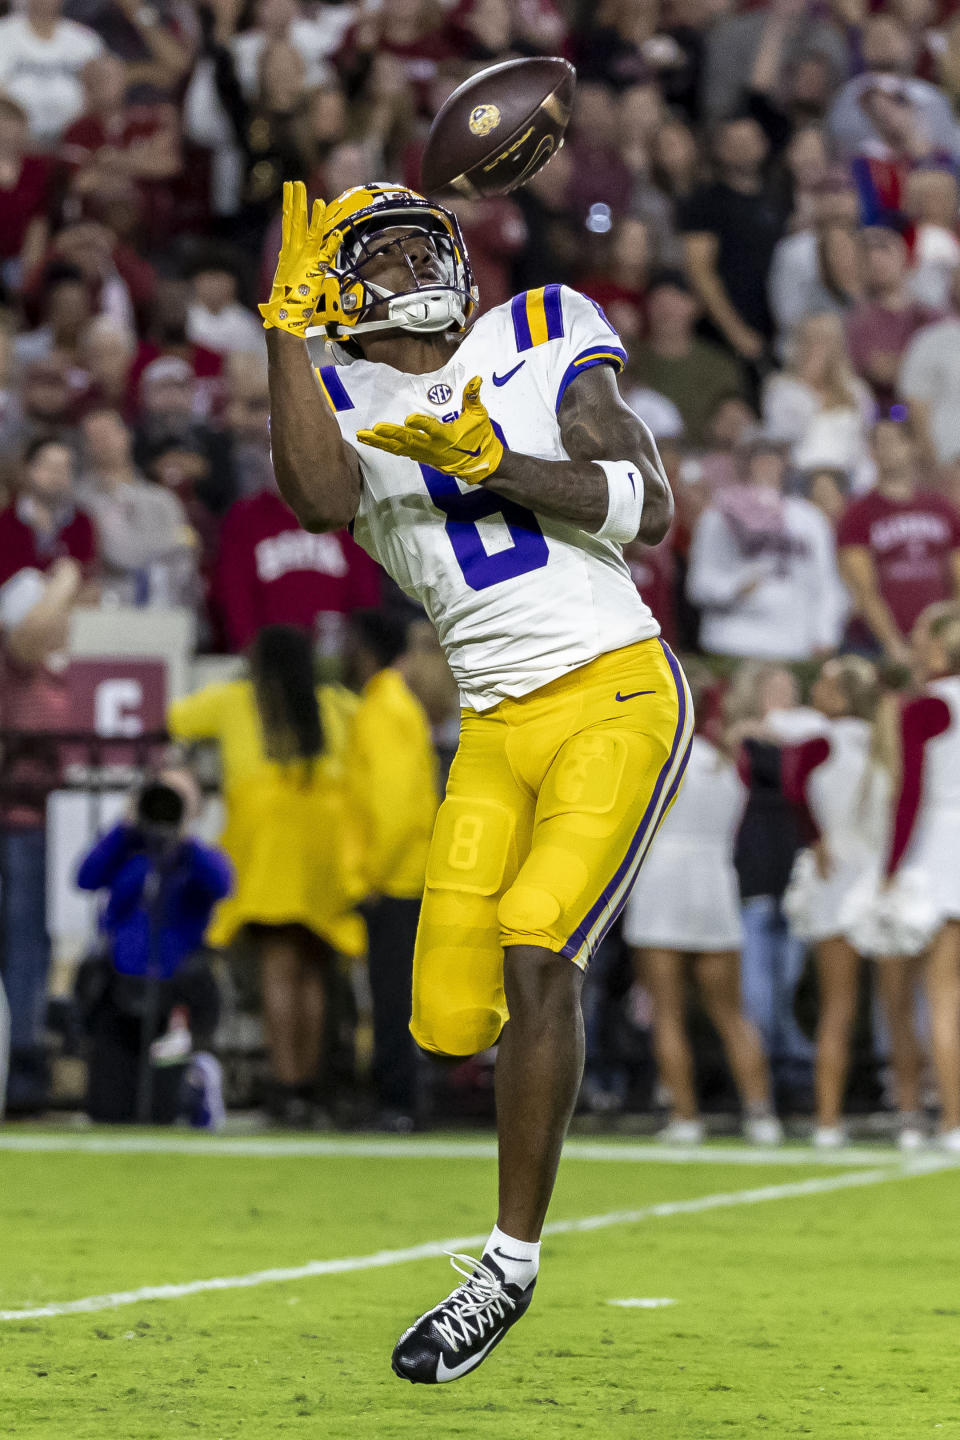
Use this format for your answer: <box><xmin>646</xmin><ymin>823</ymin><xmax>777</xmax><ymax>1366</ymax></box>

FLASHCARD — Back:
<box><xmin>421</xmin><ymin>56</ymin><xmax>576</xmax><ymax>199</ymax></box>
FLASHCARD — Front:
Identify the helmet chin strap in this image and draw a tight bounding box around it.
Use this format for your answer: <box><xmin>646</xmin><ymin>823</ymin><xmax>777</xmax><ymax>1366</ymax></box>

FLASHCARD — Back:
<box><xmin>322</xmin><ymin>286</ymin><xmax>466</xmax><ymax>339</ymax></box>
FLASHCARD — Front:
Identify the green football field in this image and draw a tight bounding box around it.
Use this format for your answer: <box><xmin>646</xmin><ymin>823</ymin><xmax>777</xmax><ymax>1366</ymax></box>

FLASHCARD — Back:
<box><xmin>1</xmin><ymin>1132</ymin><xmax>958</xmax><ymax>1440</ymax></box>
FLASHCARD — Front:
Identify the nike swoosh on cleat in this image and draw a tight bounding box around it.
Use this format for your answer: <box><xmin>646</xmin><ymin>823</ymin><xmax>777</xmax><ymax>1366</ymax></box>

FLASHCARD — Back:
<box><xmin>435</xmin><ymin>1335</ymin><xmax>500</xmax><ymax>1382</ymax></box>
<box><xmin>455</xmin><ymin>445</ymin><xmax>482</xmax><ymax>457</ymax></box>
<box><xmin>492</xmin><ymin>361</ymin><xmax>525</xmax><ymax>387</ymax></box>
<box><xmin>492</xmin><ymin>1246</ymin><xmax>528</xmax><ymax>1263</ymax></box>
<box><xmin>615</xmin><ymin>690</ymin><xmax>656</xmax><ymax>702</ymax></box>
<box><xmin>628</xmin><ymin>471</ymin><xmax>637</xmax><ymax>493</ymax></box>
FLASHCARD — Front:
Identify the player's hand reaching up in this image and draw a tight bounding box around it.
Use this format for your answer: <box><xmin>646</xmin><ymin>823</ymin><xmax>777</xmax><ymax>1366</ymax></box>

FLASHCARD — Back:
<box><xmin>357</xmin><ymin>377</ymin><xmax>504</xmax><ymax>483</ymax></box>
<box><xmin>260</xmin><ymin>181</ymin><xmax>335</xmax><ymax>336</ymax></box>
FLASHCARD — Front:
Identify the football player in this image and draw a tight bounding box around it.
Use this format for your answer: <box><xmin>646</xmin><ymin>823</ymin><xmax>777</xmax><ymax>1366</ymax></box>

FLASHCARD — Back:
<box><xmin>261</xmin><ymin>180</ymin><xmax>693</xmax><ymax>1384</ymax></box>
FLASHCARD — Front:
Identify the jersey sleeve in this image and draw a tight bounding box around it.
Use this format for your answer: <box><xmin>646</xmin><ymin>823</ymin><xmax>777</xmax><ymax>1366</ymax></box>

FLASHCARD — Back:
<box><xmin>886</xmin><ymin>694</ymin><xmax>952</xmax><ymax>876</ymax></box>
<box><xmin>509</xmin><ymin>286</ymin><xmax>628</xmax><ymax>413</ymax></box>
<box><xmin>167</xmin><ymin>681</ymin><xmax>236</xmax><ymax>742</ymax></box>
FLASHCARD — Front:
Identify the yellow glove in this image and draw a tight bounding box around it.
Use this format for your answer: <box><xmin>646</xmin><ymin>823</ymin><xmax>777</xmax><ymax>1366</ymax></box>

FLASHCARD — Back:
<box><xmin>356</xmin><ymin>377</ymin><xmax>504</xmax><ymax>483</ymax></box>
<box><xmin>259</xmin><ymin>181</ymin><xmax>332</xmax><ymax>335</ymax></box>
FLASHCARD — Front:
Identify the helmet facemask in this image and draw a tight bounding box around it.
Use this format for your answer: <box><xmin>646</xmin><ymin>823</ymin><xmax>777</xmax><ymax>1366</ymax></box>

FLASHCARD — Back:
<box><xmin>308</xmin><ymin>191</ymin><xmax>478</xmax><ymax>347</ymax></box>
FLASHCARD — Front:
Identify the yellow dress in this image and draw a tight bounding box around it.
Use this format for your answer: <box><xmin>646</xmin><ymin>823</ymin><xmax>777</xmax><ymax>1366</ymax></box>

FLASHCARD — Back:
<box><xmin>167</xmin><ymin>680</ymin><xmax>365</xmax><ymax>956</ymax></box>
<box><xmin>343</xmin><ymin>668</ymin><xmax>440</xmax><ymax>901</ymax></box>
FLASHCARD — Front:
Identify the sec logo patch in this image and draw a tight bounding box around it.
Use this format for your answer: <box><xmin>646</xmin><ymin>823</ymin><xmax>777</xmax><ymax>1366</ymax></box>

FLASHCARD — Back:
<box><xmin>469</xmin><ymin>104</ymin><xmax>501</xmax><ymax>137</ymax></box>
<box><xmin>427</xmin><ymin>383</ymin><xmax>453</xmax><ymax>404</ymax></box>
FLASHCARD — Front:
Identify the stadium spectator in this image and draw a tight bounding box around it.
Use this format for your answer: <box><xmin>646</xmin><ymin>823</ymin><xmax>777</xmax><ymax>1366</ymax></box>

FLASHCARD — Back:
<box><xmin>76</xmin><ymin>316</ymin><xmax>138</xmax><ymax>418</ymax></box>
<box><xmin>15</xmin><ymin>263</ymin><xmax>94</xmax><ymax>368</ymax></box>
<box><xmin>622</xmin><ymin>662</ymin><xmax>781</xmax><ymax>1146</ymax></box>
<box><xmin>724</xmin><ymin>661</ymin><xmax>815</xmax><ymax>1103</ymax></box>
<box><xmin>130</xmin><ymin>277</ymin><xmax>224</xmax><ymax>420</ymax></box>
<box><xmin>625</xmin><ymin>269</ymin><xmax>745</xmax><ymax>448</ymax></box>
<box><xmin>223</xmin><ymin>350</ymin><xmax>273</xmax><ymax>500</ymax></box>
<box><xmin>827</xmin><ymin>15</ymin><xmax>960</xmax><ymax>163</ymax></box>
<box><xmin>166</xmin><ymin>625</ymin><xmax>364</xmax><ymax>1125</ymax></box>
<box><xmin>211</xmin><ymin>478</ymin><xmax>380</xmax><ymax>655</ymax></box>
<box><xmin>61</xmin><ymin>54</ymin><xmax>183</xmax><ymax>250</ymax></box>
<box><xmin>0</xmin><ymin>0</ymin><xmax>104</xmax><ymax>147</ymax></box>
<box><xmin>75</xmin><ymin>767</ymin><xmax>230</xmax><ymax>1126</ymax></box>
<box><xmin>76</xmin><ymin>407</ymin><xmax>197</xmax><ymax>607</ymax></box>
<box><xmin>0</xmin><ymin>437</ymin><xmax>97</xmax><ymax>590</ymax></box>
<box><xmin>343</xmin><ymin>610</ymin><xmax>439</xmax><ymax>1132</ymax></box>
<box><xmin>837</xmin><ymin>418</ymin><xmax>960</xmax><ymax>662</ymax></box>
<box><xmin>686</xmin><ymin>435</ymin><xmax>844</xmax><ymax>660</ymax></box>
<box><xmin>845</xmin><ymin>223</ymin><xmax>941</xmax><ymax>406</ymax></box>
<box><xmin>767</xmin><ymin>171</ymin><xmax>863</xmax><ymax>348</ymax></box>
<box><xmin>899</xmin><ymin>265</ymin><xmax>960</xmax><ymax>465</ymax></box>
<box><xmin>0</xmin><ymin>98</ymin><xmax>54</xmax><ymax>288</ymax></box>
<box><xmin>186</xmin><ymin>255</ymin><xmax>265</xmax><ymax>357</ymax></box>
<box><xmin>0</xmin><ymin>555</ymin><xmax>83</xmax><ymax>1111</ymax></box>
<box><xmin>680</xmin><ymin>115</ymin><xmax>788</xmax><ymax>365</ymax></box>
<box><xmin>780</xmin><ymin>655</ymin><xmax>885</xmax><ymax>1148</ymax></box>
<box><xmin>761</xmin><ymin>312</ymin><xmax>874</xmax><ymax>488</ymax></box>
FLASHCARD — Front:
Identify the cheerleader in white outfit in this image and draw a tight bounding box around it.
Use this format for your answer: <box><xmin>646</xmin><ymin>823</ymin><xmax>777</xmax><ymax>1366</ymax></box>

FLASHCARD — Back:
<box><xmin>780</xmin><ymin>657</ymin><xmax>885</xmax><ymax>1148</ymax></box>
<box><xmin>874</xmin><ymin>603</ymin><xmax>960</xmax><ymax>1150</ymax></box>
<box><xmin>622</xmin><ymin>667</ymin><xmax>780</xmax><ymax>1146</ymax></box>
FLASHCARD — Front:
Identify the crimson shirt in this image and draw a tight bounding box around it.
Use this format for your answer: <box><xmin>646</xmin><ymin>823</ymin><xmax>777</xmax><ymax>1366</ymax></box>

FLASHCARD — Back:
<box><xmin>0</xmin><ymin>156</ymin><xmax>53</xmax><ymax>260</ymax></box>
<box><xmin>212</xmin><ymin>489</ymin><xmax>381</xmax><ymax>652</ymax></box>
<box><xmin>836</xmin><ymin>488</ymin><xmax>960</xmax><ymax>637</ymax></box>
<box><xmin>0</xmin><ymin>502</ymin><xmax>97</xmax><ymax>589</ymax></box>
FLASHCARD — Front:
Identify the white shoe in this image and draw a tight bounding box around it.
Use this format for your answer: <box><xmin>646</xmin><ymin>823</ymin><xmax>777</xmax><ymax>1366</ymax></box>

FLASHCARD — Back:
<box><xmin>812</xmin><ymin>1125</ymin><xmax>847</xmax><ymax>1150</ymax></box>
<box><xmin>656</xmin><ymin>1118</ymin><xmax>705</xmax><ymax>1145</ymax></box>
<box><xmin>897</xmin><ymin>1125</ymin><xmax>926</xmax><ymax>1152</ymax></box>
<box><xmin>936</xmin><ymin>1127</ymin><xmax>960</xmax><ymax>1154</ymax></box>
<box><xmin>744</xmin><ymin>1115</ymin><xmax>784</xmax><ymax>1147</ymax></box>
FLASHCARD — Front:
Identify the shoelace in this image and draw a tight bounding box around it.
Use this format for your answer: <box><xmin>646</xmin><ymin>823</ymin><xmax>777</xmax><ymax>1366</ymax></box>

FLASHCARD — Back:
<box><xmin>431</xmin><ymin>1252</ymin><xmax>518</xmax><ymax>1352</ymax></box>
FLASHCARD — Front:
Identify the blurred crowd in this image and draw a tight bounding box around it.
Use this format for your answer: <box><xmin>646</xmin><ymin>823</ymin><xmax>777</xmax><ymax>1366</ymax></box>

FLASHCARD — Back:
<box><xmin>3</xmin><ymin>0</ymin><xmax>960</xmax><ymax>1135</ymax></box>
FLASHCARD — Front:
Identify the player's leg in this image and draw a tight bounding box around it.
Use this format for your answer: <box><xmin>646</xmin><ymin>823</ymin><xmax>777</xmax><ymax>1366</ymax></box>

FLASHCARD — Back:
<box><xmin>393</xmin><ymin>712</ymin><xmax>542</xmax><ymax>1385</ymax></box>
<box><xmin>639</xmin><ymin>947</ymin><xmax>700</xmax><ymax>1130</ymax></box>
<box><xmin>812</xmin><ymin>937</ymin><xmax>860</xmax><ymax>1142</ymax></box>
<box><xmin>393</xmin><ymin>640</ymin><xmax>691</xmax><ymax>1386</ymax></box>
<box><xmin>409</xmin><ymin>710</ymin><xmax>532</xmax><ymax>1060</ymax></box>
<box><xmin>494</xmin><ymin>943</ymin><xmax>584</xmax><ymax>1240</ymax></box>
<box><xmin>874</xmin><ymin>955</ymin><xmax>924</xmax><ymax>1146</ymax></box>
<box><xmin>694</xmin><ymin>949</ymin><xmax>780</xmax><ymax>1144</ymax></box>
<box><xmin>924</xmin><ymin>921</ymin><xmax>960</xmax><ymax>1139</ymax></box>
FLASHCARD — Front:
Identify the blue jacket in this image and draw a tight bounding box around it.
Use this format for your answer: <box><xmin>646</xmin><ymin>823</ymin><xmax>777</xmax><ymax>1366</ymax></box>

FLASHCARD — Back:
<box><xmin>76</xmin><ymin>823</ymin><xmax>233</xmax><ymax>979</ymax></box>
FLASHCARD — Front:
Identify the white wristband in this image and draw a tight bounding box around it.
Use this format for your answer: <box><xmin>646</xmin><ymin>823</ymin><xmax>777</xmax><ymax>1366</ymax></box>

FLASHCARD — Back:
<box><xmin>593</xmin><ymin>460</ymin><xmax>644</xmax><ymax>543</ymax></box>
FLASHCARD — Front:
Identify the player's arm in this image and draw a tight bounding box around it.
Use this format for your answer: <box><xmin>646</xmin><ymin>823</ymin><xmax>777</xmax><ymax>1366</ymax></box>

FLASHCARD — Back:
<box><xmin>492</xmin><ymin>363</ymin><xmax>674</xmax><ymax>545</ymax></box>
<box><xmin>357</xmin><ymin>367</ymin><xmax>674</xmax><ymax>546</ymax></box>
<box><xmin>262</xmin><ymin>181</ymin><xmax>362</xmax><ymax>533</ymax></box>
<box><xmin>266</xmin><ymin>330</ymin><xmax>362</xmax><ymax>532</ymax></box>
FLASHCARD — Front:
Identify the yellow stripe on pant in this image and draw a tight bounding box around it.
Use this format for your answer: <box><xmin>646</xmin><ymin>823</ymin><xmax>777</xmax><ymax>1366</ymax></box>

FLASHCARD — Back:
<box><xmin>411</xmin><ymin>639</ymin><xmax>693</xmax><ymax>1057</ymax></box>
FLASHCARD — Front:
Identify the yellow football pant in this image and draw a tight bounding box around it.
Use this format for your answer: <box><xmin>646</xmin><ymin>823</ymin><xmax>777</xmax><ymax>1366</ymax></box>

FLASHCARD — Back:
<box><xmin>411</xmin><ymin>638</ymin><xmax>693</xmax><ymax>1057</ymax></box>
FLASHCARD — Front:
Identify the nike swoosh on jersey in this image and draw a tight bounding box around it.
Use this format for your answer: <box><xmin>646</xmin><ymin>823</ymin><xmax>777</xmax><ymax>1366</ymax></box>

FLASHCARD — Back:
<box><xmin>435</xmin><ymin>1334</ymin><xmax>500</xmax><ymax>1382</ymax></box>
<box><xmin>615</xmin><ymin>690</ymin><xmax>655</xmax><ymax>702</ymax></box>
<box><xmin>455</xmin><ymin>445</ymin><xmax>482</xmax><ymax>456</ymax></box>
<box><xmin>492</xmin><ymin>361</ymin><xmax>525</xmax><ymax>387</ymax></box>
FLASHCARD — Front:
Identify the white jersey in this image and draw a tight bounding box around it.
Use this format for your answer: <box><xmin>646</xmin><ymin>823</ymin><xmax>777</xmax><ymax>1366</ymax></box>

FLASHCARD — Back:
<box><xmin>307</xmin><ymin>286</ymin><xmax>659</xmax><ymax>711</ymax></box>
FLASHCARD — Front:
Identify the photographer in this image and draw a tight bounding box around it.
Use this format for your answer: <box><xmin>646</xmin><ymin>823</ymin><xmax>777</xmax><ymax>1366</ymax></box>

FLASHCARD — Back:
<box><xmin>75</xmin><ymin>767</ymin><xmax>232</xmax><ymax>1126</ymax></box>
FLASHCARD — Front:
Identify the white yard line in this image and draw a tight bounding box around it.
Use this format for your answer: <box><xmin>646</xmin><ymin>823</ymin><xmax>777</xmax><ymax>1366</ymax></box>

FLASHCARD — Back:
<box><xmin>1</xmin><ymin>1160</ymin><xmax>948</xmax><ymax>1323</ymax></box>
<box><xmin>0</xmin><ymin>1132</ymin><xmax>919</xmax><ymax>1167</ymax></box>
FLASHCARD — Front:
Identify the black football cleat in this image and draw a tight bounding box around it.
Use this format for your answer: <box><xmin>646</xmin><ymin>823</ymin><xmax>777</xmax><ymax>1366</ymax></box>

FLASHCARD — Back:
<box><xmin>392</xmin><ymin>1251</ymin><xmax>536</xmax><ymax>1384</ymax></box>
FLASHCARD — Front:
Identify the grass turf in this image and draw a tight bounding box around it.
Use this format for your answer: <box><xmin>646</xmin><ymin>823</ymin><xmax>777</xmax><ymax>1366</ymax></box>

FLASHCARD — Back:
<box><xmin>0</xmin><ymin>1135</ymin><xmax>958</xmax><ymax>1439</ymax></box>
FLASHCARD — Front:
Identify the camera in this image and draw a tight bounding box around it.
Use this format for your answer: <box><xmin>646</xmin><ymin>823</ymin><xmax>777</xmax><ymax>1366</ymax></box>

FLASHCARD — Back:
<box><xmin>136</xmin><ymin>780</ymin><xmax>186</xmax><ymax>834</ymax></box>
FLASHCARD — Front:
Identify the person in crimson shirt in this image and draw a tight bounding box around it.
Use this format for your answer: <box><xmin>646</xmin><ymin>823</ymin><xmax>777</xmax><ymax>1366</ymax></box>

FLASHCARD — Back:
<box><xmin>837</xmin><ymin>418</ymin><xmax>960</xmax><ymax>664</ymax></box>
<box><xmin>0</xmin><ymin>97</ymin><xmax>53</xmax><ymax>288</ymax></box>
<box><xmin>0</xmin><ymin>436</ymin><xmax>97</xmax><ymax>590</ymax></box>
<box><xmin>212</xmin><ymin>481</ymin><xmax>381</xmax><ymax>654</ymax></box>
<box><xmin>61</xmin><ymin>55</ymin><xmax>181</xmax><ymax>252</ymax></box>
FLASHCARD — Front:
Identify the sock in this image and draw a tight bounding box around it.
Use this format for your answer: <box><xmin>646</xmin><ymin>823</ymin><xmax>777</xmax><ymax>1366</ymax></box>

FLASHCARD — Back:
<box><xmin>484</xmin><ymin>1225</ymin><xmax>540</xmax><ymax>1289</ymax></box>
<box><xmin>745</xmin><ymin>1099</ymin><xmax>774</xmax><ymax>1120</ymax></box>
